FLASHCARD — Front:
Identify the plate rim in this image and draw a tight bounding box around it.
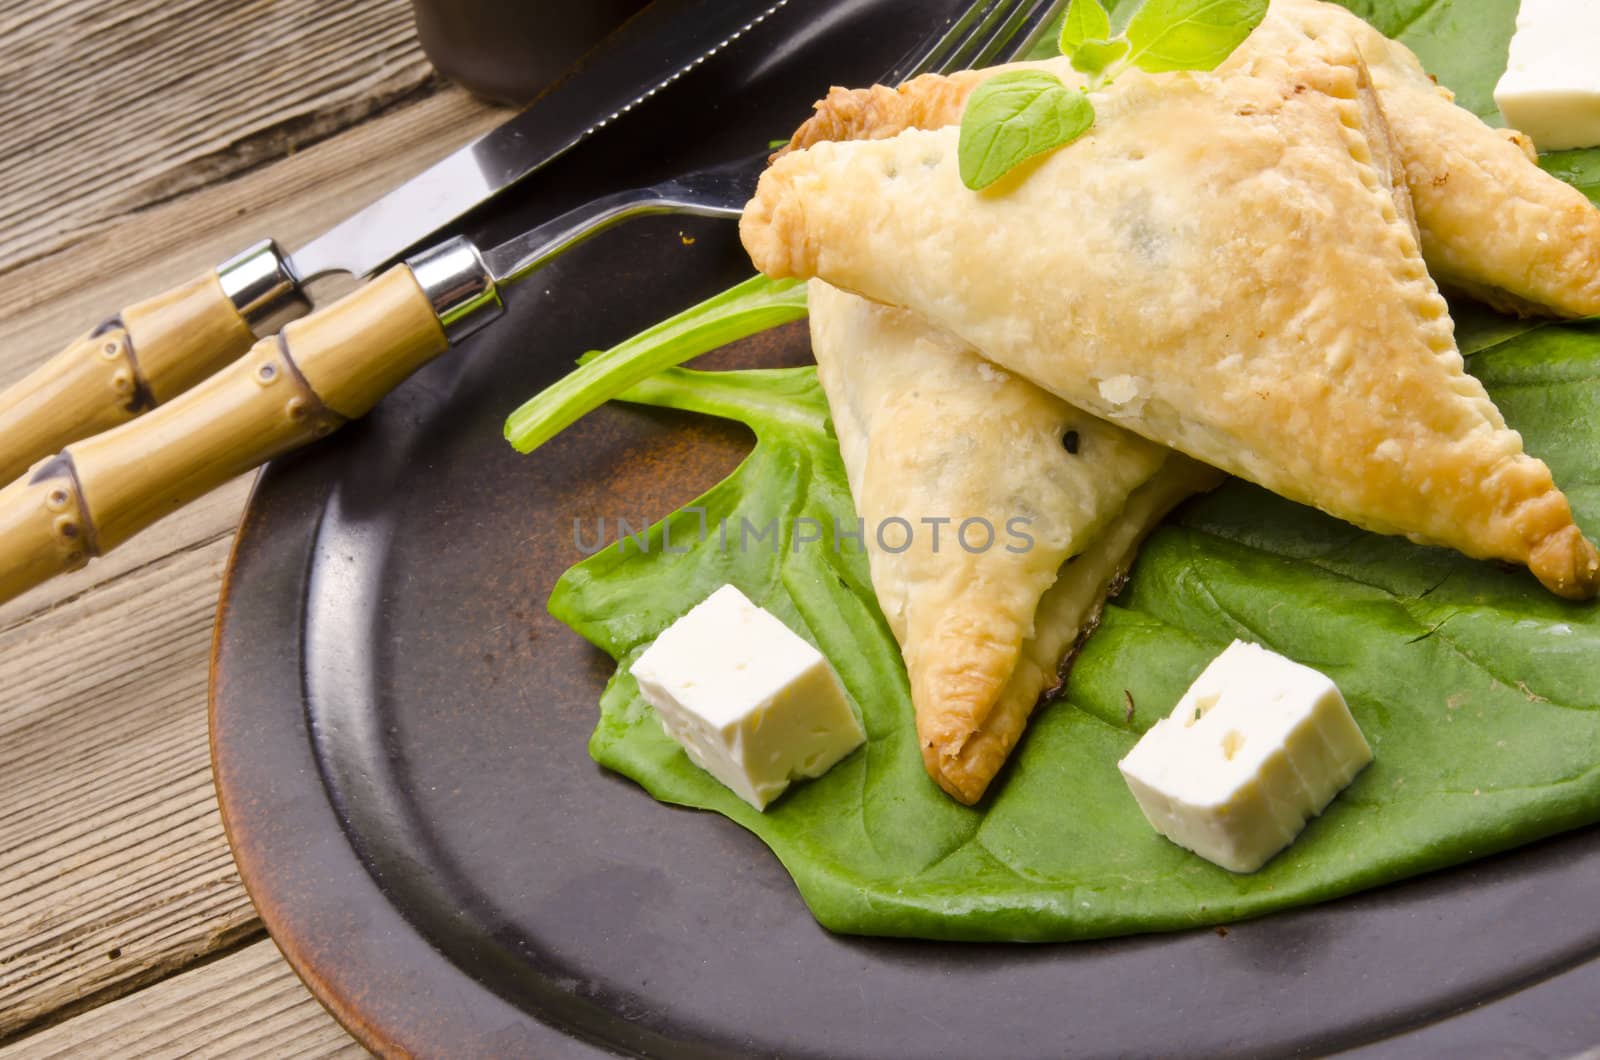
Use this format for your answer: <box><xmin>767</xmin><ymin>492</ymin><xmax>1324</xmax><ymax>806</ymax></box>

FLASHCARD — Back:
<box><xmin>209</xmin><ymin>462</ymin><xmax>619</xmax><ymax>1058</ymax></box>
<box><xmin>209</xmin><ymin>390</ymin><xmax>1600</xmax><ymax>1060</ymax></box>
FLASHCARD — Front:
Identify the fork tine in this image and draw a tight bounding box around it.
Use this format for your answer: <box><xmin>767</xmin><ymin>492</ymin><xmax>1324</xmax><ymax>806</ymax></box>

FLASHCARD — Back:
<box><xmin>879</xmin><ymin>0</ymin><xmax>1011</xmax><ymax>84</ymax></box>
<box><xmin>969</xmin><ymin>0</ymin><xmax>1063</xmax><ymax>69</ymax></box>
<box><xmin>889</xmin><ymin>0</ymin><xmax>1063</xmax><ymax>83</ymax></box>
<box><xmin>602</xmin><ymin>0</ymin><xmax>1067</xmax><ymax>232</ymax></box>
<box><xmin>936</xmin><ymin>0</ymin><xmax>1032</xmax><ymax>72</ymax></box>
<box><xmin>922</xmin><ymin>0</ymin><xmax>1023</xmax><ymax>75</ymax></box>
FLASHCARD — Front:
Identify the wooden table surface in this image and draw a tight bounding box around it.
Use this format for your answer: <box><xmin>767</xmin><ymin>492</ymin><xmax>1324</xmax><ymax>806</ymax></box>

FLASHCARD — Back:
<box><xmin>0</xmin><ymin>2</ymin><xmax>506</xmax><ymax>1053</ymax></box>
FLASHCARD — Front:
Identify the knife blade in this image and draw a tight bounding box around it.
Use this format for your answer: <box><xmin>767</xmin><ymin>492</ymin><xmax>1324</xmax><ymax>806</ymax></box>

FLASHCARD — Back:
<box><xmin>0</xmin><ymin>0</ymin><xmax>1063</xmax><ymax>606</ymax></box>
<box><xmin>282</xmin><ymin>0</ymin><xmax>793</xmax><ymax>286</ymax></box>
<box><xmin>0</xmin><ymin>0</ymin><xmax>791</xmax><ymax>486</ymax></box>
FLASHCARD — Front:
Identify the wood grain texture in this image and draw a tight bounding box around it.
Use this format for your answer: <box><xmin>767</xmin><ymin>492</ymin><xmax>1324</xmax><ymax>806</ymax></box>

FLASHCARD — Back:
<box><xmin>0</xmin><ymin>0</ymin><xmax>503</xmax><ymax>1044</ymax></box>
<box><xmin>0</xmin><ymin>84</ymin><xmax>503</xmax><ymax>621</ymax></box>
<box><xmin>0</xmin><ymin>0</ymin><xmax>438</xmax><ymax>272</ymax></box>
<box><xmin>0</xmin><ymin>479</ymin><xmax>249</xmax><ymax>633</ymax></box>
<box><xmin>0</xmin><ymin>939</ymin><xmax>366</xmax><ymax>1059</ymax></box>
<box><xmin>0</xmin><ymin>96</ymin><xmax>496</xmax><ymax>1037</ymax></box>
<box><xmin>0</xmin><ymin>530</ymin><xmax>252</xmax><ymax>1038</ymax></box>
<box><xmin>0</xmin><ymin>86</ymin><xmax>504</xmax><ymax>390</ymax></box>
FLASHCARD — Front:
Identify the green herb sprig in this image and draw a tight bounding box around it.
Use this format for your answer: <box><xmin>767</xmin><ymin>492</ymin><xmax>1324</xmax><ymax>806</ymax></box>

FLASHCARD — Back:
<box><xmin>503</xmin><ymin>275</ymin><xmax>807</xmax><ymax>453</ymax></box>
<box><xmin>957</xmin><ymin>0</ymin><xmax>1267</xmax><ymax>190</ymax></box>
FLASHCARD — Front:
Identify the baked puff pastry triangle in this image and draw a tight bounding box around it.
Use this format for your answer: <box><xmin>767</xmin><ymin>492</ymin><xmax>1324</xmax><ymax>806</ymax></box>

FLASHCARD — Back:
<box><xmin>779</xmin><ymin>0</ymin><xmax>1600</xmax><ymax>319</ymax></box>
<box><xmin>810</xmin><ymin>280</ymin><xmax>1219</xmax><ymax>803</ymax></box>
<box><xmin>745</xmin><ymin>50</ymin><xmax>1600</xmax><ymax>599</ymax></box>
<box><xmin>1230</xmin><ymin>0</ymin><xmax>1600</xmax><ymax>319</ymax></box>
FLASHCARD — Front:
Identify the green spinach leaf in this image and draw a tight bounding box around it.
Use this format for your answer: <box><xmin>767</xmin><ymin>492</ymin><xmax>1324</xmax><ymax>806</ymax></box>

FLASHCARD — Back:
<box><xmin>505</xmin><ymin>275</ymin><xmax>806</xmax><ymax>453</ymax></box>
<box><xmin>1337</xmin><ymin>0</ymin><xmax>1519</xmax><ymax>121</ymax></box>
<box><xmin>542</xmin><ymin>1</ymin><xmax>1600</xmax><ymax>940</ymax></box>
<box><xmin>1542</xmin><ymin>149</ymin><xmax>1600</xmax><ymax>205</ymax></box>
<box><xmin>552</xmin><ymin>321</ymin><xmax>1600</xmax><ymax>939</ymax></box>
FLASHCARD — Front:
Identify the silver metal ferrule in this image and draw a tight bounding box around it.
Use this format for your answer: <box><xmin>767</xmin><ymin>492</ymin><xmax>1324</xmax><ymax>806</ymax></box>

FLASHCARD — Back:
<box><xmin>217</xmin><ymin>239</ymin><xmax>312</xmax><ymax>338</ymax></box>
<box><xmin>407</xmin><ymin>236</ymin><xmax>503</xmax><ymax>344</ymax></box>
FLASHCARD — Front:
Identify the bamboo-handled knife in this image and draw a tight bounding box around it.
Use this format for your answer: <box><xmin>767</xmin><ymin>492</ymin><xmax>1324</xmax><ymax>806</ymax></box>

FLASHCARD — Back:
<box><xmin>0</xmin><ymin>0</ymin><xmax>793</xmax><ymax>487</ymax></box>
<box><xmin>0</xmin><ymin>0</ymin><xmax>1061</xmax><ymax>604</ymax></box>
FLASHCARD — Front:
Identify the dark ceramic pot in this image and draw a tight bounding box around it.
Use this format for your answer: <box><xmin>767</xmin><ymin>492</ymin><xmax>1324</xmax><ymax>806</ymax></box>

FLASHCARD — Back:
<box><xmin>411</xmin><ymin>0</ymin><xmax>649</xmax><ymax>105</ymax></box>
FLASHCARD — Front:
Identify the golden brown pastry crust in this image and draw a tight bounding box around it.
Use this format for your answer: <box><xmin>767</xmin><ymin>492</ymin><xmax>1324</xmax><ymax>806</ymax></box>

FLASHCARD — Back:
<box><xmin>776</xmin><ymin>71</ymin><xmax>989</xmax><ymax>161</ymax></box>
<box><xmin>935</xmin><ymin>459</ymin><xmax>1222</xmax><ymax>801</ymax></box>
<box><xmin>780</xmin><ymin>0</ymin><xmax>1600</xmax><ymax>318</ymax></box>
<box><xmin>810</xmin><ymin>280</ymin><xmax>1215</xmax><ymax>802</ymax></box>
<box><xmin>745</xmin><ymin>48</ymin><xmax>1600</xmax><ymax>599</ymax></box>
<box><xmin>1243</xmin><ymin>0</ymin><xmax>1600</xmax><ymax>318</ymax></box>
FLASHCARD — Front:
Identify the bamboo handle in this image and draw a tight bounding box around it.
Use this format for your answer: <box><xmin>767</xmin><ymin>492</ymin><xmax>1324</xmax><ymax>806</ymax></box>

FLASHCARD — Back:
<box><xmin>0</xmin><ymin>266</ymin><xmax>447</xmax><ymax>604</ymax></box>
<box><xmin>0</xmin><ymin>271</ymin><xmax>259</xmax><ymax>486</ymax></box>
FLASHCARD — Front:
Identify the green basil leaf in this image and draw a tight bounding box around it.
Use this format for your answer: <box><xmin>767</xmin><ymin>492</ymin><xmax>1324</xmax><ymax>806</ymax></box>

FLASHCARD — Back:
<box><xmin>1070</xmin><ymin>36</ymin><xmax>1131</xmax><ymax>76</ymax></box>
<box><xmin>1058</xmin><ymin>0</ymin><xmax>1113</xmax><ymax>57</ymax></box>
<box><xmin>1123</xmin><ymin>0</ymin><xmax>1268</xmax><ymax>73</ymax></box>
<box><xmin>958</xmin><ymin>71</ymin><xmax>1096</xmax><ymax>190</ymax></box>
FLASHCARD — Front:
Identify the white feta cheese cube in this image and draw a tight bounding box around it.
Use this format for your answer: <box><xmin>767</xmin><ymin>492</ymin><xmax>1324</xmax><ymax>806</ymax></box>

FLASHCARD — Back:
<box><xmin>629</xmin><ymin>584</ymin><xmax>865</xmax><ymax>810</ymax></box>
<box><xmin>1493</xmin><ymin>0</ymin><xmax>1600</xmax><ymax>151</ymax></box>
<box><xmin>1118</xmin><ymin>640</ymin><xmax>1372</xmax><ymax>873</ymax></box>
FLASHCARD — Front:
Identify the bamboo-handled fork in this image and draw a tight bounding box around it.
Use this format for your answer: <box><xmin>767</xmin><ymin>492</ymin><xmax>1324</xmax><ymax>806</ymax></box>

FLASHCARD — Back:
<box><xmin>0</xmin><ymin>0</ymin><xmax>808</xmax><ymax>489</ymax></box>
<box><xmin>0</xmin><ymin>0</ymin><xmax>1061</xmax><ymax>604</ymax></box>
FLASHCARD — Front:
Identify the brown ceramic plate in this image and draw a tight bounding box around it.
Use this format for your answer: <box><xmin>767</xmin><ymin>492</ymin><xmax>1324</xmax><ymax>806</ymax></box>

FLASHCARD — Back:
<box><xmin>210</xmin><ymin>10</ymin><xmax>1600</xmax><ymax>1056</ymax></box>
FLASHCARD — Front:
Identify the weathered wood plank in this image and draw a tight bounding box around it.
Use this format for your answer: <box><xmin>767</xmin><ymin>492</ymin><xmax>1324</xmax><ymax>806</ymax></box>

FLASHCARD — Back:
<box><xmin>0</xmin><ymin>0</ymin><xmax>501</xmax><ymax>1039</ymax></box>
<box><xmin>0</xmin><ymin>84</ymin><xmax>503</xmax><ymax>630</ymax></box>
<box><xmin>0</xmin><ymin>478</ymin><xmax>250</xmax><ymax>633</ymax></box>
<box><xmin>0</xmin><ymin>75</ymin><xmax>499</xmax><ymax>1043</ymax></box>
<box><xmin>0</xmin><ymin>84</ymin><xmax>503</xmax><ymax>388</ymax></box>
<box><xmin>0</xmin><ymin>0</ymin><xmax>437</xmax><ymax>272</ymax></box>
<box><xmin>0</xmin><ymin>533</ymin><xmax>254</xmax><ymax>1040</ymax></box>
<box><xmin>0</xmin><ymin>938</ymin><xmax>367</xmax><ymax>1058</ymax></box>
